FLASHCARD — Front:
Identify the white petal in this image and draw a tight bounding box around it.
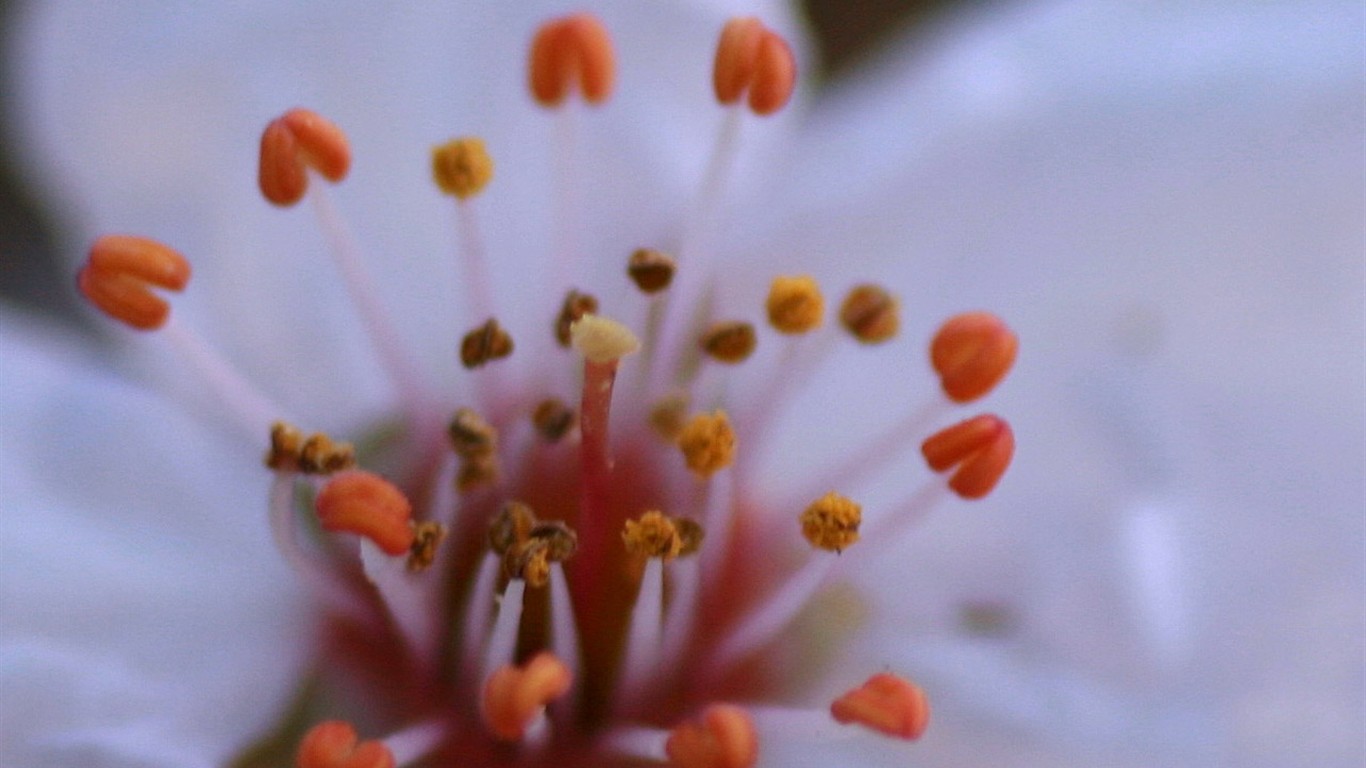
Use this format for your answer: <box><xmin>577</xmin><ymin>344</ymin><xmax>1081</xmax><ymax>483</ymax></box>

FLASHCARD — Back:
<box><xmin>0</xmin><ymin>312</ymin><xmax>309</xmax><ymax>766</ymax></box>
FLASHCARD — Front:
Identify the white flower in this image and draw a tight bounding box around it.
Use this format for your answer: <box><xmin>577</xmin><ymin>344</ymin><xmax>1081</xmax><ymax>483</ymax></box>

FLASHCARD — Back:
<box><xmin>3</xmin><ymin>0</ymin><xmax>1361</xmax><ymax>766</ymax></box>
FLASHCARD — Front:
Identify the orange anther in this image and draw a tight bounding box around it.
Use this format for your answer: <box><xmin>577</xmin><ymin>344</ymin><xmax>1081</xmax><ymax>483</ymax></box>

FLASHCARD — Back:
<box><xmin>77</xmin><ymin>235</ymin><xmax>191</xmax><ymax>330</ymax></box>
<box><xmin>296</xmin><ymin>720</ymin><xmax>395</xmax><ymax>768</ymax></box>
<box><xmin>713</xmin><ymin>18</ymin><xmax>796</xmax><ymax>115</ymax></box>
<box><xmin>665</xmin><ymin>704</ymin><xmax>759</xmax><ymax>768</ymax></box>
<box><xmin>528</xmin><ymin>13</ymin><xmax>615</xmax><ymax>107</ymax></box>
<box><xmin>930</xmin><ymin>312</ymin><xmax>1018</xmax><ymax>403</ymax></box>
<box><xmin>259</xmin><ymin>108</ymin><xmax>351</xmax><ymax>207</ymax></box>
<box><xmin>830</xmin><ymin>673</ymin><xmax>930</xmax><ymax>741</ymax></box>
<box><xmin>315</xmin><ymin>471</ymin><xmax>414</xmax><ymax>556</ymax></box>
<box><xmin>480</xmin><ymin>652</ymin><xmax>573</xmax><ymax>741</ymax></box>
<box><xmin>921</xmin><ymin>414</ymin><xmax>1015</xmax><ymax>499</ymax></box>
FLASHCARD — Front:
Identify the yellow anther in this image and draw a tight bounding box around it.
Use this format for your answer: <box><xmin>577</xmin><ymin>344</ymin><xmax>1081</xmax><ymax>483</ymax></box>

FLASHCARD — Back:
<box><xmin>555</xmin><ymin>289</ymin><xmax>600</xmax><ymax>347</ymax></box>
<box><xmin>800</xmin><ymin>492</ymin><xmax>861</xmax><ymax>553</ymax></box>
<box><xmin>766</xmin><ymin>275</ymin><xmax>824</xmax><ymax>334</ymax></box>
<box><xmin>623</xmin><ymin>510</ymin><xmax>684</xmax><ymax>559</ymax></box>
<box><xmin>460</xmin><ymin>317</ymin><xmax>515</xmax><ymax>368</ymax></box>
<box><xmin>532</xmin><ymin>398</ymin><xmax>577</xmax><ymax>442</ymax></box>
<box><xmin>570</xmin><ymin>314</ymin><xmax>640</xmax><ymax>363</ymax></box>
<box><xmin>406</xmin><ymin>520</ymin><xmax>448</xmax><ymax>572</ymax></box>
<box><xmin>431</xmin><ymin>137</ymin><xmax>494</xmax><ymax>199</ymax></box>
<box><xmin>839</xmin><ymin>284</ymin><xmax>899</xmax><ymax>344</ymax></box>
<box><xmin>700</xmin><ymin>321</ymin><xmax>757</xmax><ymax>364</ymax></box>
<box><xmin>678</xmin><ymin>410</ymin><xmax>737</xmax><ymax>478</ymax></box>
<box><xmin>628</xmin><ymin>247</ymin><xmax>677</xmax><ymax>294</ymax></box>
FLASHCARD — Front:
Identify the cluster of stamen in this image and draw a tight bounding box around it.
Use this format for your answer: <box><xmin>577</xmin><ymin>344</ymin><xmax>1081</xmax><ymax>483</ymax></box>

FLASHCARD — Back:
<box><xmin>75</xmin><ymin>11</ymin><xmax>1025</xmax><ymax>768</ymax></box>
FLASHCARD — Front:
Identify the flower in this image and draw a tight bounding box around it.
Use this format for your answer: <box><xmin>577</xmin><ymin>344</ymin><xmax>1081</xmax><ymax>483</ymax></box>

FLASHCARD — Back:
<box><xmin>4</xmin><ymin>0</ymin><xmax>1362</xmax><ymax>766</ymax></box>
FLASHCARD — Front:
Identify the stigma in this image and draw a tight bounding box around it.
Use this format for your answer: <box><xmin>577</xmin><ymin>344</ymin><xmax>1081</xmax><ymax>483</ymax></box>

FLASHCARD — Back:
<box><xmin>75</xmin><ymin>11</ymin><xmax>1022</xmax><ymax>768</ymax></box>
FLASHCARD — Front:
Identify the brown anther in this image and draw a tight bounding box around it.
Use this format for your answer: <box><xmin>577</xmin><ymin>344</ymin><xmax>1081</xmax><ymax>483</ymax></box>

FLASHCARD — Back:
<box><xmin>448</xmin><ymin>407</ymin><xmax>498</xmax><ymax>458</ymax></box>
<box><xmin>921</xmin><ymin>414</ymin><xmax>1015</xmax><ymax>499</ymax></box>
<box><xmin>298</xmin><ymin>432</ymin><xmax>357</xmax><ymax>475</ymax></box>
<box><xmin>406</xmin><ymin>521</ymin><xmax>448</xmax><ymax>572</ymax></box>
<box><xmin>665</xmin><ymin>704</ymin><xmax>759</xmax><ymax>768</ymax></box>
<box><xmin>528</xmin><ymin>13</ymin><xmax>615</xmax><ymax>107</ymax></box>
<box><xmin>930</xmin><ymin>311</ymin><xmax>1019</xmax><ymax>403</ymax></box>
<box><xmin>678</xmin><ymin>410</ymin><xmax>737</xmax><ymax>478</ymax></box>
<box><xmin>700</xmin><ymin>321</ymin><xmax>757</xmax><ymax>364</ymax></box>
<box><xmin>315</xmin><ymin>471</ymin><xmax>414</xmax><ymax>557</ymax></box>
<box><xmin>296</xmin><ymin>720</ymin><xmax>394</xmax><ymax>768</ymax></box>
<box><xmin>266</xmin><ymin>421</ymin><xmax>304</xmax><ymax>472</ymax></box>
<box><xmin>529</xmin><ymin>521</ymin><xmax>579</xmax><ymax>562</ymax></box>
<box><xmin>623</xmin><ymin>510</ymin><xmax>684</xmax><ymax>559</ymax></box>
<box><xmin>432</xmin><ymin>136</ymin><xmax>494</xmax><ymax>199</ymax></box>
<box><xmin>456</xmin><ymin>453</ymin><xmax>500</xmax><ymax>492</ymax></box>
<box><xmin>480</xmin><ymin>652</ymin><xmax>574</xmax><ymax>741</ymax></box>
<box><xmin>488</xmin><ymin>501</ymin><xmax>538</xmax><ymax>555</ymax></box>
<box><xmin>713</xmin><ymin>17</ymin><xmax>797</xmax><ymax>116</ymax></box>
<box><xmin>766</xmin><ymin>275</ymin><xmax>824</xmax><ymax>334</ymax></box>
<box><xmin>650</xmin><ymin>393</ymin><xmax>691</xmax><ymax>441</ymax></box>
<box><xmin>800</xmin><ymin>492</ymin><xmax>862</xmax><ymax>553</ymax></box>
<box><xmin>675</xmin><ymin>517</ymin><xmax>706</xmax><ymax>556</ymax></box>
<box><xmin>830</xmin><ymin>673</ymin><xmax>931</xmax><ymax>741</ymax></box>
<box><xmin>507</xmin><ymin>539</ymin><xmax>553</xmax><ymax>587</ymax></box>
<box><xmin>78</xmin><ymin>235</ymin><xmax>191</xmax><ymax>331</ymax></box>
<box><xmin>627</xmin><ymin>248</ymin><xmax>677</xmax><ymax>294</ymax></box>
<box><xmin>259</xmin><ymin>108</ymin><xmax>351</xmax><ymax>207</ymax></box>
<box><xmin>532</xmin><ymin>398</ymin><xmax>577</xmax><ymax>442</ymax></box>
<box><xmin>839</xmin><ymin>284</ymin><xmax>899</xmax><ymax>344</ymax></box>
<box><xmin>555</xmin><ymin>290</ymin><xmax>600</xmax><ymax>347</ymax></box>
<box><xmin>460</xmin><ymin>318</ymin><xmax>515</xmax><ymax>368</ymax></box>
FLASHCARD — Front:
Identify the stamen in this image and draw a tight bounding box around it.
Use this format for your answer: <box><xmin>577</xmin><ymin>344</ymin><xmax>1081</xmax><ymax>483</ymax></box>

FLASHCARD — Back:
<box><xmin>431</xmin><ymin>137</ymin><xmax>494</xmax><ymax>200</ymax></box>
<box><xmin>623</xmin><ymin>510</ymin><xmax>684</xmax><ymax>559</ymax></box>
<box><xmin>406</xmin><ymin>520</ymin><xmax>447</xmax><ymax>572</ymax></box>
<box><xmin>480</xmin><ymin>652</ymin><xmax>574</xmax><ymax>741</ymax></box>
<box><xmin>765</xmin><ymin>275</ymin><xmax>824</xmax><ymax>335</ymax></box>
<box><xmin>528</xmin><ymin>13</ymin><xmax>616</xmax><ymax>107</ymax></box>
<box><xmin>839</xmin><ymin>284</ymin><xmax>899</xmax><ymax>344</ymax></box>
<box><xmin>678</xmin><ymin>410</ymin><xmax>737</xmax><ymax>478</ymax></box>
<box><xmin>448</xmin><ymin>407</ymin><xmax>498</xmax><ymax>458</ymax></box>
<box><xmin>532</xmin><ymin>398</ymin><xmax>577</xmax><ymax>442</ymax></box>
<box><xmin>555</xmin><ymin>289</ymin><xmax>600</xmax><ymax>347</ymax></box>
<box><xmin>920</xmin><ymin>414</ymin><xmax>1015</xmax><ymax>499</ymax></box>
<box><xmin>296</xmin><ymin>720</ymin><xmax>394</xmax><ymax>768</ymax></box>
<box><xmin>619</xmin><ymin>553</ymin><xmax>665</xmax><ymax>706</ymax></box>
<box><xmin>315</xmin><ymin>471</ymin><xmax>415</xmax><ymax>556</ymax></box>
<box><xmin>930</xmin><ymin>311</ymin><xmax>1018</xmax><ymax>403</ymax></box>
<box><xmin>259</xmin><ymin>108</ymin><xmax>351</xmax><ymax>207</ymax></box>
<box><xmin>627</xmin><ymin>247</ymin><xmax>677</xmax><ymax>294</ymax></box>
<box><xmin>830</xmin><ymin>673</ymin><xmax>930</xmax><ymax>741</ymax></box>
<box><xmin>266</xmin><ymin>423</ymin><xmax>357</xmax><ymax>474</ymax></box>
<box><xmin>459</xmin><ymin>317</ymin><xmax>515</xmax><ymax>368</ymax></box>
<box><xmin>77</xmin><ymin>235</ymin><xmax>190</xmax><ymax>331</ymax></box>
<box><xmin>488</xmin><ymin>500</ymin><xmax>539</xmax><ymax>555</ymax></box>
<box><xmin>800</xmin><ymin>492</ymin><xmax>862</xmax><ymax>553</ymax></box>
<box><xmin>713</xmin><ymin>18</ymin><xmax>797</xmax><ymax>116</ymax></box>
<box><xmin>570</xmin><ymin>313</ymin><xmax>640</xmax><ymax>364</ymax></box>
<box><xmin>483</xmin><ymin>579</ymin><xmax>527</xmax><ymax>681</ymax></box>
<box><xmin>700</xmin><ymin>321</ymin><xmax>758</xmax><ymax>364</ymax></box>
<box><xmin>665</xmin><ymin>704</ymin><xmax>759</xmax><ymax>768</ymax></box>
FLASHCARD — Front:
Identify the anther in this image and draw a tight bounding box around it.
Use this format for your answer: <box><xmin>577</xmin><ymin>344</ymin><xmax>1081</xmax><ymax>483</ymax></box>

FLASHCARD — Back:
<box><xmin>921</xmin><ymin>414</ymin><xmax>1015</xmax><ymax>499</ymax></box>
<box><xmin>407</xmin><ymin>521</ymin><xmax>448</xmax><ymax>572</ymax></box>
<box><xmin>77</xmin><ymin>235</ymin><xmax>191</xmax><ymax>331</ymax></box>
<box><xmin>766</xmin><ymin>275</ymin><xmax>824</xmax><ymax>334</ymax></box>
<box><xmin>570</xmin><ymin>314</ymin><xmax>641</xmax><ymax>363</ymax></box>
<box><xmin>700</xmin><ymin>321</ymin><xmax>757</xmax><ymax>364</ymax></box>
<box><xmin>457</xmin><ymin>454</ymin><xmax>499</xmax><ymax>492</ymax></box>
<box><xmin>505</xmin><ymin>522</ymin><xmax>577</xmax><ymax>587</ymax></box>
<box><xmin>800</xmin><ymin>492</ymin><xmax>862</xmax><ymax>553</ymax></box>
<box><xmin>528</xmin><ymin>13</ymin><xmax>616</xmax><ymax>107</ymax></box>
<box><xmin>628</xmin><ymin>248</ymin><xmax>677</xmax><ymax>294</ymax></box>
<box><xmin>298</xmin><ymin>432</ymin><xmax>357</xmax><ymax>475</ymax></box>
<box><xmin>530</xmin><ymin>521</ymin><xmax>579</xmax><ymax>562</ymax></box>
<box><xmin>488</xmin><ymin>501</ymin><xmax>538</xmax><ymax>555</ymax></box>
<box><xmin>665</xmin><ymin>704</ymin><xmax>759</xmax><ymax>768</ymax></box>
<box><xmin>259</xmin><ymin>108</ymin><xmax>351</xmax><ymax>207</ymax></box>
<box><xmin>431</xmin><ymin>137</ymin><xmax>494</xmax><ymax>200</ymax></box>
<box><xmin>296</xmin><ymin>720</ymin><xmax>395</xmax><ymax>768</ymax></box>
<box><xmin>675</xmin><ymin>517</ymin><xmax>706</xmax><ymax>556</ymax></box>
<box><xmin>678</xmin><ymin>410</ymin><xmax>737</xmax><ymax>478</ymax></box>
<box><xmin>555</xmin><ymin>289</ymin><xmax>600</xmax><ymax>347</ymax></box>
<box><xmin>532</xmin><ymin>398</ymin><xmax>577</xmax><ymax>442</ymax></box>
<box><xmin>839</xmin><ymin>284</ymin><xmax>899</xmax><ymax>344</ymax></box>
<box><xmin>266</xmin><ymin>421</ymin><xmax>304</xmax><ymax>472</ymax></box>
<box><xmin>460</xmin><ymin>318</ymin><xmax>515</xmax><ymax>368</ymax></box>
<box><xmin>623</xmin><ymin>510</ymin><xmax>684</xmax><ymax>559</ymax></box>
<box><xmin>448</xmin><ymin>407</ymin><xmax>498</xmax><ymax>458</ymax></box>
<box><xmin>480</xmin><ymin>652</ymin><xmax>574</xmax><ymax>741</ymax></box>
<box><xmin>713</xmin><ymin>17</ymin><xmax>796</xmax><ymax>116</ymax></box>
<box><xmin>650</xmin><ymin>393</ymin><xmax>690</xmax><ymax>441</ymax></box>
<box><xmin>315</xmin><ymin>471</ymin><xmax>415</xmax><ymax>556</ymax></box>
<box><xmin>930</xmin><ymin>312</ymin><xmax>1018</xmax><ymax>403</ymax></box>
<box><xmin>830</xmin><ymin>673</ymin><xmax>930</xmax><ymax>741</ymax></box>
